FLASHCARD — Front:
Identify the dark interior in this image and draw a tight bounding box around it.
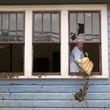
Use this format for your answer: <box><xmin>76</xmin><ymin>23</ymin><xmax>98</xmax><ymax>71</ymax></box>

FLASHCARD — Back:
<box><xmin>33</xmin><ymin>43</ymin><xmax>60</xmax><ymax>74</ymax></box>
<box><xmin>0</xmin><ymin>44</ymin><xmax>23</xmax><ymax>73</ymax></box>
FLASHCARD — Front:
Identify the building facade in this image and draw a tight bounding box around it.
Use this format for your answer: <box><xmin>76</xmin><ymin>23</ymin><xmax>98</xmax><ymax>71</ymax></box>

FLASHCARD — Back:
<box><xmin>0</xmin><ymin>0</ymin><xmax>109</xmax><ymax>110</ymax></box>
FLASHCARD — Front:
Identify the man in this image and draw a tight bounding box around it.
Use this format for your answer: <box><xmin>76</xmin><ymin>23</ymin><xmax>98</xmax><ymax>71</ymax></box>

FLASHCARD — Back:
<box><xmin>70</xmin><ymin>37</ymin><xmax>85</xmax><ymax>73</ymax></box>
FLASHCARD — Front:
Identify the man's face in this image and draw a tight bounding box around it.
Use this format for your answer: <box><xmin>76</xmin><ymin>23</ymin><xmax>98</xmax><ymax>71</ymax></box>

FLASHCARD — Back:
<box><xmin>77</xmin><ymin>42</ymin><xmax>84</xmax><ymax>49</ymax></box>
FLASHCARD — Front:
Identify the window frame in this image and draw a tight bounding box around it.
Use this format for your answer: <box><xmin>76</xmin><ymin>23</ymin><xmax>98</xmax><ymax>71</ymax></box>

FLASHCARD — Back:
<box><xmin>0</xmin><ymin>12</ymin><xmax>25</xmax><ymax>43</ymax></box>
<box><xmin>33</xmin><ymin>11</ymin><xmax>61</xmax><ymax>43</ymax></box>
<box><xmin>32</xmin><ymin>11</ymin><xmax>61</xmax><ymax>75</ymax></box>
<box><xmin>0</xmin><ymin>5</ymin><xmax>108</xmax><ymax>79</ymax></box>
<box><xmin>66</xmin><ymin>5</ymin><xmax>108</xmax><ymax>79</ymax></box>
<box><xmin>68</xmin><ymin>11</ymin><xmax>102</xmax><ymax>76</ymax></box>
<box><xmin>0</xmin><ymin>11</ymin><xmax>25</xmax><ymax>77</ymax></box>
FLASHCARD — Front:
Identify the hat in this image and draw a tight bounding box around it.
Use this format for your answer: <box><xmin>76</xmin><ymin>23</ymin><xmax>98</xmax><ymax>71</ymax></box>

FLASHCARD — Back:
<box><xmin>75</xmin><ymin>35</ymin><xmax>85</xmax><ymax>43</ymax></box>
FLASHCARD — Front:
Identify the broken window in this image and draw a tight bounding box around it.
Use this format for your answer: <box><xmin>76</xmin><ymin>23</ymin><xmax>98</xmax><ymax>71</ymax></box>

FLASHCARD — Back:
<box><xmin>69</xmin><ymin>11</ymin><xmax>101</xmax><ymax>75</ymax></box>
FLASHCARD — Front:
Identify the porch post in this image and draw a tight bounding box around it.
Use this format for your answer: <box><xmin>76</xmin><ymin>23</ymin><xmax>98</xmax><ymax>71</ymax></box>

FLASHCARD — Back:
<box><xmin>61</xmin><ymin>10</ymin><xmax>69</xmax><ymax>77</ymax></box>
<box><xmin>24</xmin><ymin>10</ymin><xmax>33</xmax><ymax>77</ymax></box>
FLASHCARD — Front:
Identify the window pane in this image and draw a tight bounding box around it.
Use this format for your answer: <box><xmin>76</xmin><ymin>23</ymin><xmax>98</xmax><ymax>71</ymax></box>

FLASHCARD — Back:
<box><xmin>70</xmin><ymin>13</ymin><xmax>77</xmax><ymax>34</ymax></box>
<box><xmin>78</xmin><ymin>13</ymin><xmax>84</xmax><ymax>24</ymax></box>
<box><xmin>1</xmin><ymin>14</ymin><xmax>9</xmax><ymax>41</ymax></box>
<box><xmin>33</xmin><ymin>44</ymin><xmax>60</xmax><ymax>74</ymax></box>
<box><xmin>69</xmin><ymin>43</ymin><xmax>100</xmax><ymax>75</ymax></box>
<box><xmin>84</xmin><ymin>43</ymin><xmax>100</xmax><ymax>73</ymax></box>
<box><xmin>70</xmin><ymin>13</ymin><xmax>77</xmax><ymax>42</ymax></box>
<box><xmin>93</xmin><ymin>13</ymin><xmax>100</xmax><ymax>40</ymax></box>
<box><xmin>10</xmin><ymin>14</ymin><xmax>16</xmax><ymax>31</ymax></box>
<box><xmin>85</xmin><ymin>13</ymin><xmax>92</xmax><ymax>34</ymax></box>
<box><xmin>34</xmin><ymin>14</ymin><xmax>42</xmax><ymax>32</ymax></box>
<box><xmin>9</xmin><ymin>32</ymin><xmax>16</xmax><ymax>41</ymax></box>
<box><xmin>43</xmin><ymin>13</ymin><xmax>50</xmax><ymax>32</ymax></box>
<box><xmin>43</xmin><ymin>13</ymin><xmax>51</xmax><ymax>41</ymax></box>
<box><xmin>0</xmin><ymin>12</ymin><xmax>24</xmax><ymax>42</ymax></box>
<box><xmin>52</xmin><ymin>14</ymin><xmax>59</xmax><ymax>34</ymax></box>
<box><xmin>33</xmin><ymin>12</ymin><xmax>60</xmax><ymax>42</ymax></box>
<box><xmin>69</xmin><ymin>11</ymin><xmax>101</xmax><ymax>76</ymax></box>
<box><xmin>0</xmin><ymin>44</ymin><xmax>24</xmax><ymax>74</ymax></box>
<box><xmin>69</xmin><ymin>12</ymin><xmax>100</xmax><ymax>42</ymax></box>
<box><xmin>17</xmin><ymin>14</ymin><xmax>24</xmax><ymax>31</ymax></box>
<box><xmin>0</xmin><ymin>14</ymin><xmax>1</xmax><ymax>30</ymax></box>
<box><xmin>12</xmin><ymin>44</ymin><xmax>24</xmax><ymax>73</ymax></box>
<box><xmin>0</xmin><ymin>14</ymin><xmax>1</xmax><ymax>36</ymax></box>
<box><xmin>50</xmin><ymin>33</ymin><xmax>59</xmax><ymax>42</ymax></box>
<box><xmin>77</xmin><ymin>13</ymin><xmax>84</xmax><ymax>35</ymax></box>
<box><xmin>84</xmin><ymin>13</ymin><xmax>92</xmax><ymax>40</ymax></box>
<box><xmin>17</xmin><ymin>31</ymin><xmax>24</xmax><ymax>41</ymax></box>
<box><xmin>2</xmin><ymin>14</ymin><xmax>9</xmax><ymax>30</ymax></box>
<box><xmin>51</xmin><ymin>13</ymin><xmax>60</xmax><ymax>41</ymax></box>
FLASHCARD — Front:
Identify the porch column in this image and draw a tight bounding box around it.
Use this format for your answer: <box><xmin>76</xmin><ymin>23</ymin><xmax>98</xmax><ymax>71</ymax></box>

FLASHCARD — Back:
<box><xmin>61</xmin><ymin>10</ymin><xmax>69</xmax><ymax>77</ymax></box>
<box><xmin>24</xmin><ymin>10</ymin><xmax>33</xmax><ymax>77</ymax></box>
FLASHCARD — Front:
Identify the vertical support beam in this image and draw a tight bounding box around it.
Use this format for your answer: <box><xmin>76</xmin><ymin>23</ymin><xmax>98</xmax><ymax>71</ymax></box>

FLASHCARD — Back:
<box><xmin>61</xmin><ymin>10</ymin><xmax>69</xmax><ymax>77</ymax></box>
<box><xmin>24</xmin><ymin>10</ymin><xmax>32</xmax><ymax>77</ymax></box>
<box><xmin>101</xmin><ymin>5</ymin><xmax>109</xmax><ymax>78</ymax></box>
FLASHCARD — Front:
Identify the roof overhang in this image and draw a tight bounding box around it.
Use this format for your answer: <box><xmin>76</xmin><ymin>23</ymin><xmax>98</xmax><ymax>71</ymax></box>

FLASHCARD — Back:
<box><xmin>0</xmin><ymin>0</ymin><xmax>109</xmax><ymax>5</ymax></box>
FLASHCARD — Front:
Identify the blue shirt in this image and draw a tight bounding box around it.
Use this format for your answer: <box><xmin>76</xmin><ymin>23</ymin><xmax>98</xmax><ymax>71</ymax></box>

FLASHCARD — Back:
<box><xmin>70</xmin><ymin>46</ymin><xmax>84</xmax><ymax>72</ymax></box>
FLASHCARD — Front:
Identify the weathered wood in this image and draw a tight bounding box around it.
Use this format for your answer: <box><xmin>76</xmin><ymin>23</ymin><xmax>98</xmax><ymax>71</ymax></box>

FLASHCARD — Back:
<box><xmin>0</xmin><ymin>108</ymin><xmax>110</xmax><ymax>110</ymax></box>
<box><xmin>0</xmin><ymin>100</ymin><xmax>110</xmax><ymax>107</ymax></box>
<box><xmin>0</xmin><ymin>85</ymin><xmax>110</xmax><ymax>93</ymax></box>
<box><xmin>0</xmin><ymin>93</ymin><xmax>110</xmax><ymax>100</ymax></box>
<box><xmin>0</xmin><ymin>79</ymin><xmax>110</xmax><ymax>85</ymax></box>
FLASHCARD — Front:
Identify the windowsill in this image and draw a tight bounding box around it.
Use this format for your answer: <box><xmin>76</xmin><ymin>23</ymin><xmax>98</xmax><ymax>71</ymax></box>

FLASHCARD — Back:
<box><xmin>32</xmin><ymin>72</ymin><xmax>60</xmax><ymax>75</ymax></box>
<box><xmin>69</xmin><ymin>72</ymin><xmax>101</xmax><ymax>76</ymax></box>
<box><xmin>0</xmin><ymin>73</ymin><xmax>108</xmax><ymax>79</ymax></box>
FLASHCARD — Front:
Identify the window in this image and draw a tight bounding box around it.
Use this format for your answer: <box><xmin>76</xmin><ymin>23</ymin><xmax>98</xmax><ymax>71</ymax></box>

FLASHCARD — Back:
<box><xmin>0</xmin><ymin>5</ymin><xmax>107</xmax><ymax>79</ymax></box>
<box><xmin>66</xmin><ymin>5</ymin><xmax>108</xmax><ymax>79</ymax></box>
<box><xmin>69</xmin><ymin>11</ymin><xmax>101</xmax><ymax>75</ymax></box>
<box><xmin>0</xmin><ymin>12</ymin><xmax>24</xmax><ymax>78</ymax></box>
<box><xmin>33</xmin><ymin>12</ymin><xmax>60</xmax><ymax>75</ymax></box>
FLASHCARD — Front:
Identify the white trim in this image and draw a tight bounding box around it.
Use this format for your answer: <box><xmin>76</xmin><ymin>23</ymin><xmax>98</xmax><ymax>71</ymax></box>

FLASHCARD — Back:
<box><xmin>12</xmin><ymin>74</ymin><xmax>108</xmax><ymax>79</ymax></box>
<box><xmin>0</xmin><ymin>4</ymin><xmax>106</xmax><ymax>11</ymax></box>
<box><xmin>24</xmin><ymin>10</ymin><xmax>33</xmax><ymax>78</ymax></box>
<box><xmin>61</xmin><ymin>10</ymin><xmax>69</xmax><ymax>77</ymax></box>
<box><xmin>0</xmin><ymin>4</ymin><xmax>108</xmax><ymax>79</ymax></box>
<box><xmin>100</xmin><ymin>5</ymin><xmax>109</xmax><ymax>78</ymax></box>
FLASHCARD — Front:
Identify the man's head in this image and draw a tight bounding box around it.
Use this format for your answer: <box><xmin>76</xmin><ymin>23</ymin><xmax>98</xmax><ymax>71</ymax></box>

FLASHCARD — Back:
<box><xmin>76</xmin><ymin>37</ymin><xmax>84</xmax><ymax>49</ymax></box>
<box><xmin>77</xmin><ymin>42</ymin><xmax>84</xmax><ymax>49</ymax></box>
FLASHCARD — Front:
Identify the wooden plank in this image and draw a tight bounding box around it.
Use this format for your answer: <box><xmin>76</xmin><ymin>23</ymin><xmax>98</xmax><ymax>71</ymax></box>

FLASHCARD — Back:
<box><xmin>0</xmin><ymin>79</ymin><xmax>110</xmax><ymax>85</ymax></box>
<box><xmin>0</xmin><ymin>108</ymin><xmax>110</xmax><ymax>110</ymax></box>
<box><xmin>0</xmin><ymin>100</ymin><xmax>110</xmax><ymax>107</ymax></box>
<box><xmin>0</xmin><ymin>93</ymin><xmax>110</xmax><ymax>100</ymax></box>
<box><xmin>0</xmin><ymin>85</ymin><xmax>110</xmax><ymax>93</ymax></box>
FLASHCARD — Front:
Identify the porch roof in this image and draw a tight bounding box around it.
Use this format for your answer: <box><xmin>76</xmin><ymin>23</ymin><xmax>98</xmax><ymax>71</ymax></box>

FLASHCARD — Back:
<box><xmin>0</xmin><ymin>0</ymin><xmax>109</xmax><ymax>5</ymax></box>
